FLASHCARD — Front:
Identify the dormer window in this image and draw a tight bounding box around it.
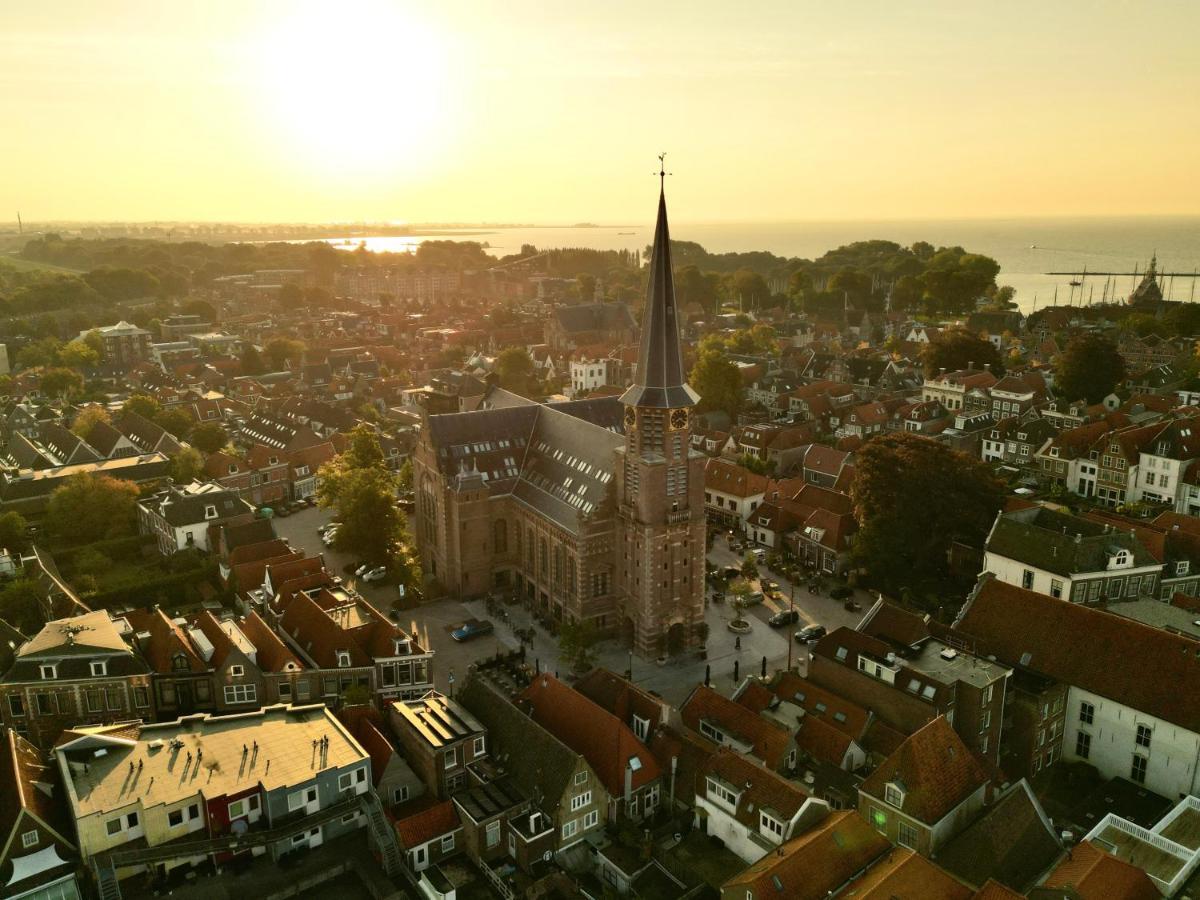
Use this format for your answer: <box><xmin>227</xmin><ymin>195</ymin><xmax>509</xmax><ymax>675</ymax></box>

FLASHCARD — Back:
<box><xmin>1109</xmin><ymin>550</ymin><xmax>1132</xmax><ymax>570</ymax></box>
<box><xmin>90</xmin><ymin>660</ymin><xmax>107</xmax><ymax>677</ymax></box>
<box><xmin>228</xmin><ymin>465</ymin><xmax>238</xmax><ymax>474</ymax></box>
<box><xmin>204</xmin><ymin>505</ymin><xmax>218</xmax><ymax>519</ymax></box>
<box><xmin>337</xmin><ymin>651</ymin><xmax>351</xmax><ymax>668</ymax></box>
<box><xmin>39</xmin><ymin>664</ymin><xmax>57</xmax><ymax>680</ymax></box>
<box><xmin>1177</xmin><ymin>561</ymin><xmax>1190</xmax><ymax>577</ymax></box>
<box><xmin>884</xmin><ymin>783</ymin><xmax>905</xmax><ymax>807</ymax></box>
<box><xmin>229</xmin><ymin>664</ymin><xmax>244</xmax><ymax>677</ymax></box>
<box><xmin>172</xmin><ymin>653</ymin><xmax>190</xmax><ymax>672</ymax></box>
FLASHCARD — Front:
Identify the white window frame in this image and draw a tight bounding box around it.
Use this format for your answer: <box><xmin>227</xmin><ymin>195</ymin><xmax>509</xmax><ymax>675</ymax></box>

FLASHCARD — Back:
<box><xmin>224</xmin><ymin>684</ymin><xmax>257</xmax><ymax>704</ymax></box>
<box><xmin>441</xmin><ymin>833</ymin><xmax>455</xmax><ymax>853</ymax></box>
<box><xmin>574</xmin><ymin>771</ymin><xmax>588</xmax><ymax>786</ymax></box>
<box><xmin>561</xmin><ymin>819</ymin><xmax>578</xmax><ymax>840</ymax></box>
<box><xmin>485</xmin><ymin>820</ymin><xmax>501</xmax><ymax>848</ymax></box>
<box><xmin>473</xmin><ymin>736</ymin><xmax>485</xmax><ymax>756</ymax></box>
<box><xmin>583</xmin><ymin>809</ymin><xmax>599</xmax><ymax>829</ymax></box>
<box><xmin>571</xmin><ymin>790</ymin><xmax>592</xmax><ymax>812</ymax></box>
<box><xmin>884</xmin><ymin>783</ymin><xmax>904</xmax><ymax>808</ymax></box>
<box><xmin>897</xmin><ymin>820</ymin><xmax>920</xmax><ymax>850</ymax></box>
<box><xmin>20</xmin><ymin>830</ymin><xmax>38</xmax><ymax>849</ymax></box>
<box><xmin>39</xmin><ymin>664</ymin><xmax>57</xmax><ymax>680</ymax></box>
<box><xmin>444</xmin><ymin>748</ymin><xmax>456</xmax><ymax>770</ymax></box>
<box><xmin>90</xmin><ymin>660</ymin><xmax>108</xmax><ymax>677</ymax></box>
<box><xmin>760</xmin><ymin>811</ymin><xmax>785</xmax><ymax>839</ymax></box>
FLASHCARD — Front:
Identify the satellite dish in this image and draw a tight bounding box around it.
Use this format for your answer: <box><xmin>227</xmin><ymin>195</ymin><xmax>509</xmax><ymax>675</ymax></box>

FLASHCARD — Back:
<box><xmin>542</xmin><ymin>850</ymin><xmax>553</xmax><ymax>862</ymax></box>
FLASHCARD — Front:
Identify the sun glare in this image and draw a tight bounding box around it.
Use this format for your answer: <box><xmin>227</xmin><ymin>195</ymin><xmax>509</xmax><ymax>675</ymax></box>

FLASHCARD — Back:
<box><xmin>254</xmin><ymin>1</ymin><xmax>451</xmax><ymax>177</ymax></box>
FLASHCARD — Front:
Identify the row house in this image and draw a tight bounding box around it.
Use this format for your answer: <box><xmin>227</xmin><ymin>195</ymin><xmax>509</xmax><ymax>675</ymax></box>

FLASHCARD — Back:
<box><xmin>681</xmin><ymin>684</ymin><xmax>793</xmax><ymax>772</ymax></box>
<box><xmin>983</xmin><ymin>505</ymin><xmax>1162</xmax><ymax>603</ymax></box>
<box><xmin>0</xmin><ymin>610</ymin><xmax>154</xmax><ymax>750</ymax></box>
<box><xmin>887</xmin><ymin>399</ymin><xmax>950</xmax><ymax>436</ymax></box>
<box><xmin>459</xmin><ymin>675</ymin><xmax>606</xmax><ymax>855</ymax></box>
<box><xmin>136</xmin><ymin>480</ymin><xmax>256</xmax><ymax>556</ymax></box>
<box><xmin>518</xmin><ymin>673</ymin><xmax>662</xmax><ymax>823</ymax></box>
<box><xmin>987</xmin><ymin>371</ymin><xmax>1046</xmax><ymax>420</ymax></box>
<box><xmin>114</xmin><ymin>410</ymin><xmax>184</xmax><ymax>457</ymax></box>
<box><xmin>54</xmin><ymin>705</ymin><xmax>373</xmax><ymax>884</ymax></box>
<box><xmin>0</xmin><ymin>729</ymin><xmax>82</xmax><ymax>900</ymax></box>
<box><xmin>832</xmin><ymin>400</ymin><xmax>896</xmax><ymax>440</ymax></box>
<box><xmin>1119</xmin><ymin>332</ymin><xmax>1186</xmax><ymax>374</ymax></box>
<box><xmin>703</xmin><ymin>459</ymin><xmax>767</xmax><ymax>530</ymax></box>
<box><xmin>204</xmin><ymin>445</ymin><xmax>291</xmax><ymax>507</ymax></box>
<box><xmin>921</xmin><ymin>368</ymin><xmax>998</xmax><ymax>412</ymax></box>
<box><xmin>1130</xmin><ymin>416</ymin><xmax>1200</xmax><ymax>509</ymax></box>
<box><xmin>389</xmin><ymin>692</ymin><xmax>488</xmax><ymax>799</ymax></box>
<box><xmin>981</xmin><ymin>415</ymin><xmax>1055</xmax><ymax>467</ymax></box>
<box><xmin>1081</xmin><ymin>510</ymin><xmax>1200</xmax><ymax>601</ymax></box>
<box><xmin>956</xmin><ymin>576</ymin><xmax>1200</xmax><ymax>802</ymax></box>
<box><xmin>785</xmin><ymin>380</ymin><xmax>857</xmax><ymax>426</ymax></box>
<box><xmin>1040</xmin><ymin>396</ymin><xmax>1106</xmax><ymax>430</ymax></box>
<box><xmin>796</xmin><ymin>444</ymin><xmax>854</xmax><ymax>489</ymax></box>
<box><xmin>0</xmin><ymin>453</ymin><xmax>171</xmax><ymax>520</ymax></box>
<box><xmin>809</xmin><ymin>621</ymin><xmax>1010</xmax><ymax>766</ymax></box>
<box><xmin>1035</xmin><ymin>416</ymin><xmax>1124</xmax><ymax>493</ymax></box>
<box><xmin>697</xmin><ymin>748</ymin><xmax>828</xmax><ymax>864</ymax></box>
<box><xmin>857</xmin><ymin>716</ymin><xmax>989</xmax><ymax>856</ymax></box>
<box><xmin>272</xmin><ymin>575</ymin><xmax>434</xmax><ymax>704</ymax></box>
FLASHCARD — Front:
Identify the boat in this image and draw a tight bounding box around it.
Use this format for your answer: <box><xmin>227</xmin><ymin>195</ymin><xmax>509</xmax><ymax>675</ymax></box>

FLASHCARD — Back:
<box><xmin>618</xmin><ymin>231</ymin><xmax>635</xmax><ymax>235</ymax></box>
<box><xmin>1069</xmin><ymin>279</ymin><xmax>1082</xmax><ymax>287</ymax></box>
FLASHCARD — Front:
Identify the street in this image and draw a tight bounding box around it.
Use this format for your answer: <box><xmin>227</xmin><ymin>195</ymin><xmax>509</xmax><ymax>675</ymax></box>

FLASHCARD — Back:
<box><xmin>271</xmin><ymin>507</ymin><xmax>874</xmax><ymax>705</ymax></box>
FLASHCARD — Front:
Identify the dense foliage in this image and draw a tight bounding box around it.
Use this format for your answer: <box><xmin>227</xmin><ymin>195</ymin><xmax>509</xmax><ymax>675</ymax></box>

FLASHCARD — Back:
<box><xmin>850</xmin><ymin>433</ymin><xmax>1004</xmax><ymax>602</ymax></box>
<box><xmin>1055</xmin><ymin>333</ymin><xmax>1127</xmax><ymax>403</ymax></box>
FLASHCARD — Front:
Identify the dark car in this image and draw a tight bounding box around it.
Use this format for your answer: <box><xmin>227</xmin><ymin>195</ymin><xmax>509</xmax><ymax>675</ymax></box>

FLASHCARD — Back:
<box><xmin>794</xmin><ymin>624</ymin><xmax>827</xmax><ymax>644</ymax></box>
<box><xmin>768</xmin><ymin>609</ymin><xmax>800</xmax><ymax>627</ymax></box>
<box><xmin>451</xmin><ymin>619</ymin><xmax>495</xmax><ymax>642</ymax></box>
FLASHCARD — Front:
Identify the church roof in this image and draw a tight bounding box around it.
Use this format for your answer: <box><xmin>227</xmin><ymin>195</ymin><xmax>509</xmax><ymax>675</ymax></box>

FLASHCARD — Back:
<box><xmin>620</xmin><ymin>185</ymin><xmax>700</xmax><ymax>410</ymax></box>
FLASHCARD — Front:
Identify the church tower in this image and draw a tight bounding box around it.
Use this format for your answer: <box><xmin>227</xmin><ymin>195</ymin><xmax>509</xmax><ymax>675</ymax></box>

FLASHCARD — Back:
<box><xmin>615</xmin><ymin>170</ymin><xmax>707</xmax><ymax>657</ymax></box>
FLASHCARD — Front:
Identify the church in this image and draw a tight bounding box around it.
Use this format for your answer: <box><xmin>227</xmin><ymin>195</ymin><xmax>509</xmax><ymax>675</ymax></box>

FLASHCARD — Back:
<box><xmin>411</xmin><ymin>182</ymin><xmax>707</xmax><ymax>656</ymax></box>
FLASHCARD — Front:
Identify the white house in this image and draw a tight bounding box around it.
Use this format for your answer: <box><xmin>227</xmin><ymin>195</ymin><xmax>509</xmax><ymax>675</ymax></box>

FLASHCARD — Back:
<box><xmin>703</xmin><ymin>458</ymin><xmax>767</xmax><ymax>531</ymax></box>
<box><xmin>137</xmin><ymin>481</ymin><xmax>255</xmax><ymax>556</ymax></box>
<box><xmin>983</xmin><ymin>505</ymin><xmax>1162</xmax><ymax>603</ymax></box>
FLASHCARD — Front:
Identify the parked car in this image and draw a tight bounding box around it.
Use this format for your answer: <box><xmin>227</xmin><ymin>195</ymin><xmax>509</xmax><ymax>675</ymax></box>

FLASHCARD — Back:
<box><xmin>274</xmin><ymin>506</ymin><xmax>291</xmax><ymax>517</ymax></box>
<box><xmin>794</xmin><ymin>624</ymin><xmax>827</xmax><ymax>644</ymax></box>
<box><xmin>322</xmin><ymin>528</ymin><xmax>339</xmax><ymax>547</ymax></box>
<box><xmin>318</xmin><ymin>522</ymin><xmax>337</xmax><ymax>536</ymax></box>
<box><xmin>751</xmin><ymin>548</ymin><xmax>767</xmax><ymax>562</ymax></box>
<box><xmin>354</xmin><ymin>562</ymin><xmax>371</xmax><ymax>577</ymax></box>
<box><xmin>768</xmin><ymin>609</ymin><xmax>800</xmax><ymax>627</ymax></box>
<box><xmin>451</xmin><ymin>619</ymin><xmax>495</xmax><ymax>642</ymax></box>
<box><xmin>362</xmin><ymin>566</ymin><xmax>388</xmax><ymax>583</ymax></box>
<box><xmin>740</xmin><ymin>591</ymin><xmax>764</xmax><ymax>606</ymax></box>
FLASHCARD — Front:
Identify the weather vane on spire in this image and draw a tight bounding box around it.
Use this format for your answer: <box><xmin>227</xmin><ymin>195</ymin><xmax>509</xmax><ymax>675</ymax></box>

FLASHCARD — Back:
<box><xmin>656</xmin><ymin>152</ymin><xmax>671</xmax><ymax>188</ymax></box>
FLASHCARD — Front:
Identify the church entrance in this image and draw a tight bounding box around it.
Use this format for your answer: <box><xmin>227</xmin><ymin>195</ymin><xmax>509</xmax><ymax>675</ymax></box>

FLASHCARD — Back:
<box><xmin>620</xmin><ymin>616</ymin><xmax>636</xmax><ymax>648</ymax></box>
<box><xmin>667</xmin><ymin>622</ymin><xmax>687</xmax><ymax>656</ymax></box>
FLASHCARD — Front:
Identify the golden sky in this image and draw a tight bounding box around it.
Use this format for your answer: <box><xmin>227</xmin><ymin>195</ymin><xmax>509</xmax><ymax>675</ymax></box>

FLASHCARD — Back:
<box><xmin>3</xmin><ymin>0</ymin><xmax>1199</xmax><ymax>223</ymax></box>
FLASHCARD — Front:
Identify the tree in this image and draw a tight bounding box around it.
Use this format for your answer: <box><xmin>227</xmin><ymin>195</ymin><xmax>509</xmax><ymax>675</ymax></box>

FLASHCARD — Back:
<box><xmin>58</xmin><ymin>337</ymin><xmax>99</xmax><ymax>370</ymax></box>
<box><xmin>124</xmin><ymin>394</ymin><xmax>162</xmax><ymax>421</ymax></box>
<box><xmin>44</xmin><ymin>474</ymin><xmax>141</xmax><ymax>544</ymax></box>
<box><xmin>495</xmin><ymin>347</ymin><xmax>538</xmax><ymax>397</ymax></box>
<box><xmin>676</xmin><ymin>265</ymin><xmax>722</xmax><ymax>315</ymax></box>
<box><xmin>16</xmin><ymin>337</ymin><xmax>62</xmax><ymax>370</ymax></box>
<box><xmin>559</xmin><ymin>620</ymin><xmax>600</xmax><ymax>673</ymax></box>
<box><xmin>850</xmin><ymin>433</ymin><xmax>1004</xmax><ymax>598</ymax></box>
<box><xmin>71</xmin><ymin>405</ymin><xmax>112</xmax><ymax>441</ymax></box>
<box><xmin>240</xmin><ymin>343</ymin><xmax>265</xmax><ymax>375</ymax></box>
<box><xmin>576</xmin><ymin>274</ymin><xmax>596</xmax><ymax>302</ymax></box>
<box><xmin>690</xmin><ymin>348</ymin><xmax>742</xmax><ymax>419</ymax></box>
<box><xmin>317</xmin><ymin>427</ymin><xmax>405</xmax><ymax>565</ymax></box>
<box><xmin>740</xmin><ymin>552</ymin><xmax>759</xmax><ymax>583</ymax></box>
<box><xmin>0</xmin><ymin>511</ymin><xmax>28</xmax><ymax>552</ymax></box>
<box><xmin>40</xmin><ymin>367</ymin><xmax>84</xmax><ymax>400</ymax></box>
<box><xmin>277</xmin><ymin>282</ymin><xmax>306</xmax><ymax>310</ymax></box>
<box><xmin>73</xmin><ymin>547</ymin><xmax>111</xmax><ymax>579</ymax></box>
<box><xmin>725</xmin><ymin>268</ymin><xmax>770</xmax><ymax>310</ymax></box>
<box><xmin>0</xmin><ymin>580</ymin><xmax>42</xmax><ymax>634</ymax></box>
<box><xmin>1056</xmin><ymin>333</ymin><xmax>1126</xmax><ymax>403</ymax></box>
<box><xmin>265</xmin><ymin>337</ymin><xmax>305</xmax><ymax>370</ymax></box>
<box><xmin>920</xmin><ymin>329</ymin><xmax>1004</xmax><ymax>377</ymax></box>
<box><xmin>171</xmin><ymin>446</ymin><xmax>205</xmax><ymax>483</ymax></box>
<box><xmin>397</xmin><ymin>458</ymin><xmax>413</xmax><ymax>494</ymax></box>
<box><xmin>190</xmin><ymin>421</ymin><xmax>229</xmax><ymax>454</ymax></box>
<box><xmin>155</xmin><ymin>408</ymin><xmax>193</xmax><ymax>441</ymax></box>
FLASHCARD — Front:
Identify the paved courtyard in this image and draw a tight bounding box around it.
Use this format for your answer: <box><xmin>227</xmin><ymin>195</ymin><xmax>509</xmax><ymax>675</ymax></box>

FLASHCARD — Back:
<box><xmin>272</xmin><ymin>506</ymin><xmax>872</xmax><ymax>704</ymax></box>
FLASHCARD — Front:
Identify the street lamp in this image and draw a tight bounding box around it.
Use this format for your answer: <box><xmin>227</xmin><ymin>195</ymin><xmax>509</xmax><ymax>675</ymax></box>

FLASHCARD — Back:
<box><xmin>448</xmin><ymin>667</ymin><xmax>456</xmax><ymax>700</ymax></box>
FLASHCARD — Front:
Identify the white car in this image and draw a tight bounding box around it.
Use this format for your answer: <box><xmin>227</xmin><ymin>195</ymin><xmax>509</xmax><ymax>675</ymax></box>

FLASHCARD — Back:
<box><xmin>355</xmin><ymin>562</ymin><xmax>371</xmax><ymax>577</ymax></box>
<box><xmin>362</xmin><ymin>566</ymin><xmax>388</xmax><ymax>583</ymax></box>
<box><xmin>322</xmin><ymin>528</ymin><xmax>339</xmax><ymax>546</ymax></box>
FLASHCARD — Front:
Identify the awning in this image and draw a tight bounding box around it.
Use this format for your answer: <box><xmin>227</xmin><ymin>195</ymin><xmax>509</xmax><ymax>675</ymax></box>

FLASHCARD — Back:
<box><xmin>7</xmin><ymin>845</ymin><xmax>70</xmax><ymax>886</ymax></box>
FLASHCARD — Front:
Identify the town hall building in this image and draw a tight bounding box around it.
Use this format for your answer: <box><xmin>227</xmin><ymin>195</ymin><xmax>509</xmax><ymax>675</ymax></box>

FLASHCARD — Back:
<box><xmin>411</xmin><ymin>181</ymin><xmax>706</xmax><ymax>656</ymax></box>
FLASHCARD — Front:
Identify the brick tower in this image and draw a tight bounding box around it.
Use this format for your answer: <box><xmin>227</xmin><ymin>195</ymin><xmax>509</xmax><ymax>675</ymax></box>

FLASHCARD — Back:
<box><xmin>615</xmin><ymin>175</ymin><xmax>707</xmax><ymax>657</ymax></box>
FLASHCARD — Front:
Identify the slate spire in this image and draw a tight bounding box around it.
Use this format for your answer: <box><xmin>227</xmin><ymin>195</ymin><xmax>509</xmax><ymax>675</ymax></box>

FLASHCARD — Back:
<box><xmin>620</xmin><ymin>173</ymin><xmax>700</xmax><ymax>410</ymax></box>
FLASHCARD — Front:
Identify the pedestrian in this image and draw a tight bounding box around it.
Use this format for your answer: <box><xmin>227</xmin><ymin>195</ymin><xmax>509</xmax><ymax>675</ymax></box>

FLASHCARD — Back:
<box><xmin>735</xmin><ymin>635</ymin><xmax>742</xmax><ymax>651</ymax></box>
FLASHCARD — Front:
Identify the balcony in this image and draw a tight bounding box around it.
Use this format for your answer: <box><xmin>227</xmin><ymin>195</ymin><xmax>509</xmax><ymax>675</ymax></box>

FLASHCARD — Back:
<box><xmin>667</xmin><ymin>509</ymin><xmax>692</xmax><ymax>524</ymax></box>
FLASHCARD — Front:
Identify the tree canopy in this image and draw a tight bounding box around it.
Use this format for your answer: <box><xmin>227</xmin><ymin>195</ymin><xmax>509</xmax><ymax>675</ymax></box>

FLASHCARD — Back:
<box><xmin>317</xmin><ymin>425</ymin><xmax>406</xmax><ymax>566</ymax></box>
<box><xmin>1056</xmin><ymin>333</ymin><xmax>1126</xmax><ymax>403</ymax></box>
<box><xmin>921</xmin><ymin>329</ymin><xmax>1004</xmax><ymax>377</ymax></box>
<box><xmin>190</xmin><ymin>421</ymin><xmax>229</xmax><ymax>454</ymax></box>
<box><xmin>850</xmin><ymin>432</ymin><xmax>1004</xmax><ymax>601</ymax></box>
<box><xmin>45</xmin><ymin>474</ymin><xmax>141</xmax><ymax>545</ymax></box>
<box><xmin>690</xmin><ymin>347</ymin><xmax>742</xmax><ymax>420</ymax></box>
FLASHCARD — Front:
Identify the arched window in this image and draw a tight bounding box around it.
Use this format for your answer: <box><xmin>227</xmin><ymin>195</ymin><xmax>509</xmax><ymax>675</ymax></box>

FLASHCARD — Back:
<box><xmin>494</xmin><ymin>520</ymin><xmax>508</xmax><ymax>554</ymax></box>
<box><xmin>527</xmin><ymin>527</ymin><xmax>535</xmax><ymax>566</ymax></box>
<box><xmin>540</xmin><ymin>538</ymin><xmax>548</xmax><ymax>575</ymax></box>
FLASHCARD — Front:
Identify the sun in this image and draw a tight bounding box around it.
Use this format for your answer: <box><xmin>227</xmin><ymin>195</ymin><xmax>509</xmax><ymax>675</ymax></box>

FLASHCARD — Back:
<box><xmin>254</xmin><ymin>1</ymin><xmax>452</xmax><ymax>177</ymax></box>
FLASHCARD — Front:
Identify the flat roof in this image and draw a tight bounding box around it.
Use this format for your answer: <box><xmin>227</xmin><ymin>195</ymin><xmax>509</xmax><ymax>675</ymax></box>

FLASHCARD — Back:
<box><xmin>1109</xmin><ymin>599</ymin><xmax>1200</xmax><ymax>640</ymax></box>
<box><xmin>907</xmin><ymin>639</ymin><xmax>1010</xmax><ymax>688</ymax></box>
<box><xmin>57</xmin><ymin>704</ymin><xmax>366</xmax><ymax>819</ymax></box>
<box><xmin>392</xmin><ymin>694</ymin><xmax>484</xmax><ymax>750</ymax></box>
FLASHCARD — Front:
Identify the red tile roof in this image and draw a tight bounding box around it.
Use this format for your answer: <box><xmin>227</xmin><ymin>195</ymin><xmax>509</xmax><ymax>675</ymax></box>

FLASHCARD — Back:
<box><xmin>394</xmin><ymin>799</ymin><xmax>460</xmax><ymax>848</ymax></box>
<box><xmin>699</xmin><ymin>748</ymin><xmax>811</xmax><ymax>828</ymax></box>
<box><xmin>1040</xmin><ymin>840</ymin><xmax>1159</xmax><ymax>900</ymax></box>
<box><xmin>859</xmin><ymin>716</ymin><xmax>988</xmax><ymax>825</ymax></box>
<box><xmin>838</xmin><ymin>848</ymin><xmax>973</xmax><ymax>899</ymax></box>
<box><xmin>722</xmin><ymin>810</ymin><xmax>890</xmax><ymax>897</ymax></box>
<box><xmin>681</xmin><ymin>684</ymin><xmax>792</xmax><ymax>769</ymax></box>
<box><xmin>237</xmin><ymin>610</ymin><xmax>303</xmax><ymax>673</ymax></box>
<box><xmin>957</xmin><ymin>576</ymin><xmax>1200</xmax><ymax>732</ymax></box>
<box><xmin>517</xmin><ymin>673</ymin><xmax>660</xmax><ymax>796</ymax></box>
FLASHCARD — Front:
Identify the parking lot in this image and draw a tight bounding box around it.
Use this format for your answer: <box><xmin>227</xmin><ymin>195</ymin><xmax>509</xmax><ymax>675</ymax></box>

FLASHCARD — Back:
<box><xmin>271</xmin><ymin>507</ymin><xmax>874</xmax><ymax>705</ymax></box>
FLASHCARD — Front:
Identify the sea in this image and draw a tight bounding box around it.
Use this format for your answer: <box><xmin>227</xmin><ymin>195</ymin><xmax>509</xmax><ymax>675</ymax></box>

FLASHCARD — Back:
<box><xmin>305</xmin><ymin>217</ymin><xmax>1200</xmax><ymax>314</ymax></box>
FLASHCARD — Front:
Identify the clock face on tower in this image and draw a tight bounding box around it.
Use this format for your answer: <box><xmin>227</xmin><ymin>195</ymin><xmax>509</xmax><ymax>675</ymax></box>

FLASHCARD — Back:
<box><xmin>624</xmin><ymin>407</ymin><xmax>637</xmax><ymax>428</ymax></box>
<box><xmin>670</xmin><ymin>408</ymin><xmax>688</xmax><ymax>430</ymax></box>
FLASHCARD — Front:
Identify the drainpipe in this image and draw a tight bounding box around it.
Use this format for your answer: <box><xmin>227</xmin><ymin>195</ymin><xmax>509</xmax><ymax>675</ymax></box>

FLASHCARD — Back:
<box><xmin>669</xmin><ymin>755</ymin><xmax>677</xmax><ymax>809</ymax></box>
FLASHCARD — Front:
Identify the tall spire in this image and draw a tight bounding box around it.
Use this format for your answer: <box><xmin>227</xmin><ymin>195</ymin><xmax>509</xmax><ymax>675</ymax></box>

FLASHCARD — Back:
<box><xmin>620</xmin><ymin>165</ymin><xmax>699</xmax><ymax>410</ymax></box>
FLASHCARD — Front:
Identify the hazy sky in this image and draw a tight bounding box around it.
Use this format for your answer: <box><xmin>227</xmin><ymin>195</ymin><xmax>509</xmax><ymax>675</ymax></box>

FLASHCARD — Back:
<box><xmin>3</xmin><ymin>0</ymin><xmax>1199</xmax><ymax>224</ymax></box>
